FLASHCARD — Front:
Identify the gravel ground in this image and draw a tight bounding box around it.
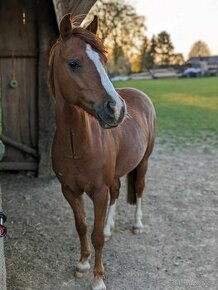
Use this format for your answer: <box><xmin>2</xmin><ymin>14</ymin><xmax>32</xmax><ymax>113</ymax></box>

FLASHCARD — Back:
<box><xmin>1</xmin><ymin>141</ymin><xmax>217</xmax><ymax>290</ymax></box>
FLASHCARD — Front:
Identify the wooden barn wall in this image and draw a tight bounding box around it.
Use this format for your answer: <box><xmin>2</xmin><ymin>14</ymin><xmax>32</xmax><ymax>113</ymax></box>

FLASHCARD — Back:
<box><xmin>0</xmin><ymin>0</ymin><xmax>96</xmax><ymax>176</ymax></box>
<box><xmin>0</xmin><ymin>0</ymin><xmax>38</xmax><ymax>171</ymax></box>
<box><xmin>37</xmin><ymin>0</ymin><xmax>59</xmax><ymax>176</ymax></box>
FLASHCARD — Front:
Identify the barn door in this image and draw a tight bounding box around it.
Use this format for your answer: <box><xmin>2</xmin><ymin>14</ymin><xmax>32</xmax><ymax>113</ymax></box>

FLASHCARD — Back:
<box><xmin>0</xmin><ymin>0</ymin><xmax>38</xmax><ymax>170</ymax></box>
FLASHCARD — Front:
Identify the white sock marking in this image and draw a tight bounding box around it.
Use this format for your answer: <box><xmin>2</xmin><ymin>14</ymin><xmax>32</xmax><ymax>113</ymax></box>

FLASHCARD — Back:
<box><xmin>77</xmin><ymin>260</ymin><xmax>90</xmax><ymax>272</ymax></box>
<box><xmin>92</xmin><ymin>278</ymin><xmax>106</xmax><ymax>290</ymax></box>
<box><xmin>86</xmin><ymin>44</ymin><xmax>123</xmax><ymax>120</ymax></box>
<box><xmin>134</xmin><ymin>197</ymin><xmax>143</xmax><ymax>228</ymax></box>
<box><xmin>104</xmin><ymin>201</ymin><xmax>117</xmax><ymax>237</ymax></box>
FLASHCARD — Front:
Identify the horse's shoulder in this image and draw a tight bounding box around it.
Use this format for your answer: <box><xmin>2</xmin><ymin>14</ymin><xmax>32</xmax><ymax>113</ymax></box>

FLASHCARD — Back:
<box><xmin>116</xmin><ymin>87</ymin><xmax>153</xmax><ymax>108</ymax></box>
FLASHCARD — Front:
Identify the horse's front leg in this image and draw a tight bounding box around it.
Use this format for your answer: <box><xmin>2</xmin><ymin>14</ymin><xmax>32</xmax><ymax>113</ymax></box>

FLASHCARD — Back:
<box><xmin>62</xmin><ymin>185</ymin><xmax>91</xmax><ymax>277</ymax></box>
<box><xmin>91</xmin><ymin>187</ymin><xmax>109</xmax><ymax>290</ymax></box>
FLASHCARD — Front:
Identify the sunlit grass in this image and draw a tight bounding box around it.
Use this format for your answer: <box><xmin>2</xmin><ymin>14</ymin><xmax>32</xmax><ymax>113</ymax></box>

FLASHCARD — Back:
<box><xmin>113</xmin><ymin>77</ymin><xmax>218</xmax><ymax>147</ymax></box>
<box><xmin>164</xmin><ymin>93</ymin><xmax>218</xmax><ymax>110</ymax></box>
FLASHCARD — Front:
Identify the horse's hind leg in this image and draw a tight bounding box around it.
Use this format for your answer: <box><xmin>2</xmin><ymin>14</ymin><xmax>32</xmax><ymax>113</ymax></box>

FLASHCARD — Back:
<box><xmin>62</xmin><ymin>185</ymin><xmax>91</xmax><ymax>278</ymax></box>
<box><xmin>133</xmin><ymin>159</ymin><xmax>148</xmax><ymax>234</ymax></box>
<box><xmin>104</xmin><ymin>178</ymin><xmax>120</xmax><ymax>241</ymax></box>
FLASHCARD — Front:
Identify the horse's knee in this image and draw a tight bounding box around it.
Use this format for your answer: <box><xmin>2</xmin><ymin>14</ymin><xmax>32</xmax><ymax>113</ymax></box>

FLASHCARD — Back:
<box><xmin>76</xmin><ymin>221</ymin><xmax>87</xmax><ymax>237</ymax></box>
<box><xmin>91</xmin><ymin>231</ymin><xmax>104</xmax><ymax>249</ymax></box>
<box><xmin>109</xmin><ymin>178</ymin><xmax>120</xmax><ymax>204</ymax></box>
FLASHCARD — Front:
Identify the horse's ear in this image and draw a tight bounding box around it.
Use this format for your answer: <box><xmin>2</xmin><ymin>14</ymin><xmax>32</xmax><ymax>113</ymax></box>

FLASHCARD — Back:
<box><xmin>86</xmin><ymin>15</ymin><xmax>98</xmax><ymax>34</ymax></box>
<box><xmin>48</xmin><ymin>46</ymin><xmax>56</xmax><ymax>100</ymax></box>
<box><xmin>60</xmin><ymin>13</ymin><xmax>72</xmax><ymax>40</ymax></box>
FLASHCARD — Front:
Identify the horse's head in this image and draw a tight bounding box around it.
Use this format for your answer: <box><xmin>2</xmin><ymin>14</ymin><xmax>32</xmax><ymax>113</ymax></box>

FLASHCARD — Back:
<box><xmin>49</xmin><ymin>14</ymin><xmax>126</xmax><ymax>129</ymax></box>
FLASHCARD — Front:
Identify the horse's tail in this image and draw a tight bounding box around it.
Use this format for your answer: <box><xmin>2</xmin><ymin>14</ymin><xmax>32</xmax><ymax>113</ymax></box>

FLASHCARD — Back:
<box><xmin>127</xmin><ymin>169</ymin><xmax>137</xmax><ymax>205</ymax></box>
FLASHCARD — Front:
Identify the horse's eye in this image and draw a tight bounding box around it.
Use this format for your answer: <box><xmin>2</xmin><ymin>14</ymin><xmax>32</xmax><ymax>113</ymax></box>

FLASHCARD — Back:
<box><xmin>69</xmin><ymin>59</ymin><xmax>81</xmax><ymax>71</ymax></box>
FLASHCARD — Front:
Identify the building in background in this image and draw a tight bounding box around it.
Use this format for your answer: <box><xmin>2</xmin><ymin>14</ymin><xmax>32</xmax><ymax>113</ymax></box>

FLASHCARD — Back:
<box><xmin>187</xmin><ymin>56</ymin><xmax>218</xmax><ymax>76</ymax></box>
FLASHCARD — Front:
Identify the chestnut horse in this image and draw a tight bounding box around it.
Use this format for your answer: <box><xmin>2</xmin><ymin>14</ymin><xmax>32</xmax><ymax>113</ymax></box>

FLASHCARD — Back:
<box><xmin>49</xmin><ymin>14</ymin><xmax>156</xmax><ymax>290</ymax></box>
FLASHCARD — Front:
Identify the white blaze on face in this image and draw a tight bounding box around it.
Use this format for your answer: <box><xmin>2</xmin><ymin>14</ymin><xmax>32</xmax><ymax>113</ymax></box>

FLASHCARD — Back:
<box><xmin>86</xmin><ymin>44</ymin><xmax>123</xmax><ymax>120</ymax></box>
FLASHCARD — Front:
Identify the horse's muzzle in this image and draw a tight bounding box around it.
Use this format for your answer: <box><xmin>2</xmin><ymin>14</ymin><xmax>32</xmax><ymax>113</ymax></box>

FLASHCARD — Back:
<box><xmin>96</xmin><ymin>100</ymin><xmax>126</xmax><ymax>129</ymax></box>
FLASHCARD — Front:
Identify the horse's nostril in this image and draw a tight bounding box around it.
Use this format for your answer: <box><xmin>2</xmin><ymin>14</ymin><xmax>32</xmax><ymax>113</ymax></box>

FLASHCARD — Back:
<box><xmin>105</xmin><ymin>101</ymin><xmax>116</xmax><ymax>115</ymax></box>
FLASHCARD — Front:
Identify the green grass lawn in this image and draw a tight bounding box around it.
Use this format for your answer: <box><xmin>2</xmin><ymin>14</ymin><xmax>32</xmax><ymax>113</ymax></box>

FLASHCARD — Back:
<box><xmin>114</xmin><ymin>77</ymin><xmax>218</xmax><ymax>147</ymax></box>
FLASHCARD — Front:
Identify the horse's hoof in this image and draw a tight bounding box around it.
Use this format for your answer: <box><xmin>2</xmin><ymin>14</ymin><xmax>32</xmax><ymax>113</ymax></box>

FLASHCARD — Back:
<box><xmin>132</xmin><ymin>226</ymin><xmax>144</xmax><ymax>235</ymax></box>
<box><xmin>104</xmin><ymin>234</ymin><xmax>111</xmax><ymax>242</ymax></box>
<box><xmin>75</xmin><ymin>261</ymin><xmax>90</xmax><ymax>278</ymax></box>
<box><xmin>75</xmin><ymin>270</ymin><xmax>88</xmax><ymax>278</ymax></box>
<box><xmin>91</xmin><ymin>278</ymin><xmax>106</xmax><ymax>290</ymax></box>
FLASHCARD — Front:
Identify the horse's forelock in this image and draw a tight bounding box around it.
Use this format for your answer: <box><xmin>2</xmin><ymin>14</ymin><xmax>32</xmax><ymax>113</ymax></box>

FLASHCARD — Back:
<box><xmin>72</xmin><ymin>27</ymin><xmax>108</xmax><ymax>62</ymax></box>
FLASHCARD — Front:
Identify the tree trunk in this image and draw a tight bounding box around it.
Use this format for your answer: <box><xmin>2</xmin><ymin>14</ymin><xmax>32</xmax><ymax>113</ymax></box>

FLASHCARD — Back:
<box><xmin>37</xmin><ymin>0</ymin><xmax>58</xmax><ymax>177</ymax></box>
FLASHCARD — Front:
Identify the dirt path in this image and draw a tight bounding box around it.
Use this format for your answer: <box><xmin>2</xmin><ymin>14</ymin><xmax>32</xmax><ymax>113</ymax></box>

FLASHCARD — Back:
<box><xmin>1</xmin><ymin>143</ymin><xmax>217</xmax><ymax>290</ymax></box>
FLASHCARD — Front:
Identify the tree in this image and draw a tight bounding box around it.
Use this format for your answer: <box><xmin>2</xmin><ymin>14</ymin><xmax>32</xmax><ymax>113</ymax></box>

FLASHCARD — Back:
<box><xmin>107</xmin><ymin>53</ymin><xmax>131</xmax><ymax>75</ymax></box>
<box><xmin>155</xmin><ymin>31</ymin><xmax>174</xmax><ymax>65</ymax></box>
<box><xmin>138</xmin><ymin>36</ymin><xmax>149</xmax><ymax>71</ymax></box>
<box><xmin>140</xmin><ymin>35</ymin><xmax>157</xmax><ymax>70</ymax></box>
<box><xmin>170</xmin><ymin>53</ymin><xmax>185</xmax><ymax>65</ymax></box>
<box><xmin>139</xmin><ymin>33</ymin><xmax>184</xmax><ymax>70</ymax></box>
<box><xmin>188</xmin><ymin>41</ymin><xmax>211</xmax><ymax>58</ymax></box>
<box><xmin>131</xmin><ymin>55</ymin><xmax>142</xmax><ymax>72</ymax></box>
<box><xmin>107</xmin><ymin>44</ymin><xmax>131</xmax><ymax>75</ymax></box>
<box><xmin>86</xmin><ymin>0</ymin><xmax>146</xmax><ymax>63</ymax></box>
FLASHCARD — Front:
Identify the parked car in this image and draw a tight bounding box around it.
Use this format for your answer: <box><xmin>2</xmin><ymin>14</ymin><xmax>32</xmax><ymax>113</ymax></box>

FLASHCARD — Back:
<box><xmin>182</xmin><ymin>67</ymin><xmax>202</xmax><ymax>77</ymax></box>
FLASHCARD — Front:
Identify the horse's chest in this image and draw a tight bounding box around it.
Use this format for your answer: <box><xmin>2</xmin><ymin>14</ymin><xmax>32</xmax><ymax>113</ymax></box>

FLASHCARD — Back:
<box><xmin>52</xmin><ymin>132</ymin><xmax>110</xmax><ymax>191</ymax></box>
<box><xmin>53</xmin><ymin>131</ymin><xmax>101</xmax><ymax>164</ymax></box>
<box><xmin>54</xmin><ymin>130</ymin><xmax>85</xmax><ymax>160</ymax></box>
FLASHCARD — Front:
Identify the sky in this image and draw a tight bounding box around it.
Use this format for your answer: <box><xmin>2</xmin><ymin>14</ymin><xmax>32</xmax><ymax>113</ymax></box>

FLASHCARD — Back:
<box><xmin>132</xmin><ymin>0</ymin><xmax>218</xmax><ymax>59</ymax></box>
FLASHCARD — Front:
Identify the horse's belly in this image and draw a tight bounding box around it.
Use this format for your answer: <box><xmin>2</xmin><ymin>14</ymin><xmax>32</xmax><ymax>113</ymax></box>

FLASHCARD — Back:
<box><xmin>115</xmin><ymin>133</ymin><xmax>147</xmax><ymax>177</ymax></box>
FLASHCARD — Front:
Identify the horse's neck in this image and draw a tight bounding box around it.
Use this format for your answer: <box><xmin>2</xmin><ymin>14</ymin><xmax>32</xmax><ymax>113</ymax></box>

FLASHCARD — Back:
<box><xmin>55</xmin><ymin>101</ymin><xmax>93</xmax><ymax>159</ymax></box>
<box><xmin>56</xmin><ymin>102</ymin><xmax>88</xmax><ymax>134</ymax></box>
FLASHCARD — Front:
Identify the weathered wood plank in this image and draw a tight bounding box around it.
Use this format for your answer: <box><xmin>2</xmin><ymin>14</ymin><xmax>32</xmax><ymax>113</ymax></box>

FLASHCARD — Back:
<box><xmin>1</xmin><ymin>135</ymin><xmax>38</xmax><ymax>158</ymax></box>
<box><xmin>0</xmin><ymin>50</ymin><xmax>38</xmax><ymax>58</ymax></box>
<box><xmin>0</xmin><ymin>162</ymin><xmax>37</xmax><ymax>171</ymax></box>
<box><xmin>0</xmin><ymin>0</ymin><xmax>37</xmax><ymax>51</ymax></box>
<box><xmin>0</xmin><ymin>0</ymin><xmax>38</xmax><ymax>169</ymax></box>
